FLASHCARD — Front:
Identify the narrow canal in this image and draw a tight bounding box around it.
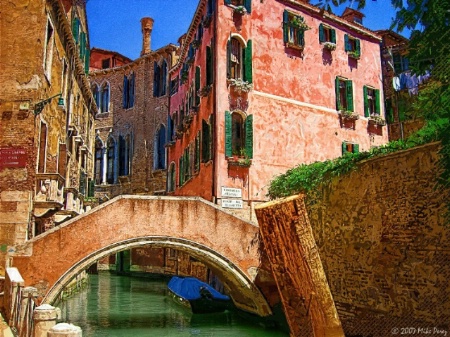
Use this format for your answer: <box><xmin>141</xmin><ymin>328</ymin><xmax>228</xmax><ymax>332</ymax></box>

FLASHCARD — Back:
<box><xmin>57</xmin><ymin>273</ymin><xmax>289</xmax><ymax>337</ymax></box>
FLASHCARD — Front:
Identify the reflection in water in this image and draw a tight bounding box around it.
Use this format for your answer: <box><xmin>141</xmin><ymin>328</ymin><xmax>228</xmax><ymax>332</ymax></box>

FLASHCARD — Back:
<box><xmin>57</xmin><ymin>273</ymin><xmax>288</xmax><ymax>337</ymax></box>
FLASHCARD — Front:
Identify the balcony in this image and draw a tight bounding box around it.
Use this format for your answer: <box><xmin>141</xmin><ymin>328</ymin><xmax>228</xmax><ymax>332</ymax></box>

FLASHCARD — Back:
<box><xmin>34</xmin><ymin>173</ymin><xmax>65</xmax><ymax>216</ymax></box>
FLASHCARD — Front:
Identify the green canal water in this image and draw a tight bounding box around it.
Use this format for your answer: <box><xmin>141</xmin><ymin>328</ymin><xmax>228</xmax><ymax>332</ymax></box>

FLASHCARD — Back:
<box><xmin>57</xmin><ymin>273</ymin><xmax>289</xmax><ymax>337</ymax></box>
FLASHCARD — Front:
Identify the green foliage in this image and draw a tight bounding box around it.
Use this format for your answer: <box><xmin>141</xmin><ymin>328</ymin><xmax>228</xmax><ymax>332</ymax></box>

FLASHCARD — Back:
<box><xmin>267</xmin><ymin>119</ymin><xmax>446</xmax><ymax>199</ymax></box>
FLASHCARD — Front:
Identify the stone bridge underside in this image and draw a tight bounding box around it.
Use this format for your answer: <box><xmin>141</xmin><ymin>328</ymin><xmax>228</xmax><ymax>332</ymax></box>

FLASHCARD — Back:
<box><xmin>9</xmin><ymin>196</ymin><xmax>271</xmax><ymax>316</ymax></box>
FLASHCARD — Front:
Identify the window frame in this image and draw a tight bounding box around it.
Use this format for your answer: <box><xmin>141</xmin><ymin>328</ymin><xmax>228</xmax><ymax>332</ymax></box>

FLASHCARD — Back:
<box><xmin>363</xmin><ymin>86</ymin><xmax>381</xmax><ymax>117</ymax></box>
<box><xmin>283</xmin><ymin>10</ymin><xmax>307</xmax><ymax>49</ymax></box>
<box><xmin>335</xmin><ymin>77</ymin><xmax>354</xmax><ymax>112</ymax></box>
<box><xmin>225</xmin><ymin>110</ymin><xmax>253</xmax><ymax>159</ymax></box>
<box><xmin>319</xmin><ymin>24</ymin><xmax>336</xmax><ymax>44</ymax></box>
<box><xmin>344</xmin><ymin>34</ymin><xmax>361</xmax><ymax>58</ymax></box>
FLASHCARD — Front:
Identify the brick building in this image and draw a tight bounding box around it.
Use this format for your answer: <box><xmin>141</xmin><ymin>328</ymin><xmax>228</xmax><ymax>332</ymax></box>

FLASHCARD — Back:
<box><xmin>88</xmin><ymin>18</ymin><xmax>178</xmax><ymax>199</ymax></box>
<box><xmin>166</xmin><ymin>0</ymin><xmax>388</xmax><ymax>220</ymax></box>
<box><xmin>0</xmin><ymin>0</ymin><xmax>97</xmax><ymax>274</ymax></box>
<box><xmin>377</xmin><ymin>30</ymin><xmax>427</xmax><ymax>141</ymax></box>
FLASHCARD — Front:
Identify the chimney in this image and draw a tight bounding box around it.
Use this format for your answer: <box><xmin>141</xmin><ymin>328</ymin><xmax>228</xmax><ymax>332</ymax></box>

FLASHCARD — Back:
<box><xmin>140</xmin><ymin>17</ymin><xmax>154</xmax><ymax>56</ymax></box>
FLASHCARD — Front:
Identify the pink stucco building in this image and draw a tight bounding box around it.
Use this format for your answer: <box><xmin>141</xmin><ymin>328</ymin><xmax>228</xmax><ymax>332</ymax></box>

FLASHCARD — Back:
<box><xmin>166</xmin><ymin>0</ymin><xmax>388</xmax><ymax>216</ymax></box>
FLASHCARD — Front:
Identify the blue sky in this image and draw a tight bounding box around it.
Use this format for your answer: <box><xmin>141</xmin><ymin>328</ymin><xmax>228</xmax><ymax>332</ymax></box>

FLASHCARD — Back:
<box><xmin>87</xmin><ymin>0</ymin><xmax>406</xmax><ymax>60</ymax></box>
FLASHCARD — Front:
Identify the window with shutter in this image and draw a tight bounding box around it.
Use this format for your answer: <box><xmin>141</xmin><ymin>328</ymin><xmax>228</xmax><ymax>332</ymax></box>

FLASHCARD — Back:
<box><xmin>319</xmin><ymin>24</ymin><xmax>336</xmax><ymax>48</ymax></box>
<box><xmin>282</xmin><ymin>10</ymin><xmax>308</xmax><ymax>49</ymax></box>
<box><xmin>335</xmin><ymin>77</ymin><xmax>353</xmax><ymax>112</ymax></box>
<box><xmin>344</xmin><ymin>34</ymin><xmax>361</xmax><ymax>59</ymax></box>
<box><xmin>363</xmin><ymin>86</ymin><xmax>380</xmax><ymax>116</ymax></box>
<box><xmin>342</xmin><ymin>141</ymin><xmax>359</xmax><ymax>155</ymax></box>
<box><xmin>107</xmin><ymin>137</ymin><xmax>115</xmax><ymax>184</ymax></box>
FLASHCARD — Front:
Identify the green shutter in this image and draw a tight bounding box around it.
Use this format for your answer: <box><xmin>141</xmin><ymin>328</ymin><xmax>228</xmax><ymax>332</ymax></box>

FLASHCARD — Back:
<box><xmin>283</xmin><ymin>10</ymin><xmax>289</xmax><ymax>43</ymax></box>
<box><xmin>225</xmin><ymin>0</ymin><xmax>231</xmax><ymax>4</ymax></box>
<box><xmin>245</xmin><ymin>114</ymin><xmax>253</xmax><ymax>159</ymax></box>
<box><xmin>356</xmin><ymin>39</ymin><xmax>361</xmax><ymax>56</ymax></box>
<box><xmin>195</xmin><ymin>66</ymin><xmax>201</xmax><ymax>106</ymax></box>
<box><xmin>244</xmin><ymin>0</ymin><xmax>251</xmax><ymax>13</ymax></box>
<box><xmin>335</xmin><ymin>77</ymin><xmax>341</xmax><ymax>110</ymax></box>
<box><xmin>352</xmin><ymin>144</ymin><xmax>359</xmax><ymax>154</ymax></box>
<box><xmin>319</xmin><ymin>24</ymin><xmax>325</xmax><ymax>43</ymax></box>
<box><xmin>225</xmin><ymin>111</ymin><xmax>232</xmax><ymax>157</ymax></box>
<box><xmin>342</xmin><ymin>142</ymin><xmax>348</xmax><ymax>155</ymax></box>
<box><xmin>375</xmin><ymin>89</ymin><xmax>381</xmax><ymax>115</ymax></box>
<box><xmin>84</xmin><ymin>48</ymin><xmax>90</xmax><ymax>75</ymax></box>
<box><xmin>72</xmin><ymin>18</ymin><xmax>80</xmax><ymax>44</ymax></box>
<box><xmin>363</xmin><ymin>86</ymin><xmax>369</xmax><ymax>117</ymax></box>
<box><xmin>346</xmin><ymin>80</ymin><xmax>353</xmax><ymax>112</ymax></box>
<box><xmin>344</xmin><ymin>34</ymin><xmax>350</xmax><ymax>52</ymax></box>
<box><xmin>244</xmin><ymin>40</ymin><xmax>252</xmax><ymax>83</ymax></box>
<box><xmin>331</xmin><ymin>28</ymin><xmax>336</xmax><ymax>43</ymax></box>
<box><xmin>299</xmin><ymin>31</ymin><xmax>305</xmax><ymax>47</ymax></box>
<box><xmin>80</xmin><ymin>32</ymin><xmax>86</xmax><ymax>59</ymax></box>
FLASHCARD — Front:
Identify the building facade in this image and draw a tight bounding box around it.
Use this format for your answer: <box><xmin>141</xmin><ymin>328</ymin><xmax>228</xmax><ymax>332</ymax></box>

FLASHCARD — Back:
<box><xmin>0</xmin><ymin>0</ymin><xmax>97</xmax><ymax>273</ymax></box>
<box><xmin>167</xmin><ymin>0</ymin><xmax>388</xmax><ymax>220</ymax></box>
<box><xmin>89</xmin><ymin>18</ymin><xmax>178</xmax><ymax>199</ymax></box>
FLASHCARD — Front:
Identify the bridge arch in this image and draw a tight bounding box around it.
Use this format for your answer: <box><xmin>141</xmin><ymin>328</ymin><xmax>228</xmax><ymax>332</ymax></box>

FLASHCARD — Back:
<box><xmin>9</xmin><ymin>196</ymin><xmax>271</xmax><ymax>316</ymax></box>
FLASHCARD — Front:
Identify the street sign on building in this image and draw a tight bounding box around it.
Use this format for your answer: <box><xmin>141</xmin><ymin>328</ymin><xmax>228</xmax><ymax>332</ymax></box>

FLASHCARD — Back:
<box><xmin>222</xmin><ymin>199</ymin><xmax>243</xmax><ymax>209</ymax></box>
<box><xmin>221</xmin><ymin>186</ymin><xmax>242</xmax><ymax>198</ymax></box>
<box><xmin>0</xmin><ymin>148</ymin><xmax>27</xmax><ymax>169</ymax></box>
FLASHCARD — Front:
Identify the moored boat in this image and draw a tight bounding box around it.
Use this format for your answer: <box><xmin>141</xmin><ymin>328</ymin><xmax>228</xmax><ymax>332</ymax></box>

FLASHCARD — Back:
<box><xmin>167</xmin><ymin>276</ymin><xmax>232</xmax><ymax>314</ymax></box>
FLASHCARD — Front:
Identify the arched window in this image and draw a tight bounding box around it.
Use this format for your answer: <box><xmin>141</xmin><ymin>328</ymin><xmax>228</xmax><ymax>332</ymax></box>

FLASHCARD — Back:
<box><xmin>94</xmin><ymin>138</ymin><xmax>104</xmax><ymax>185</ymax></box>
<box><xmin>107</xmin><ymin>137</ymin><xmax>115</xmax><ymax>184</ymax></box>
<box><xmin>167</xmin><ymin>162</ymin><xmax>176</xmax><ymax>192</ymax></box>
<box><xmin>154</xmin><ymin>125</ymin><xmax>166</xmax><ymax>170</ymax></box>
<box><xmin>100</xmin><ymin>83</ymin><xmax>110</xmax><ymax>113</ymax></box>
<box><xmin>227</xmin><ymin>36</ymin><xmax>252</xmax><ymax>83</ymax></box>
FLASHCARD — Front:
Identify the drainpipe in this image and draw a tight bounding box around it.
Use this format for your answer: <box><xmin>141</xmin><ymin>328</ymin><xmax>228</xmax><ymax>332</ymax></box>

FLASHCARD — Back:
<box><xmin>212</xmin><ymin>0</ymin><xmax>218</xmax><ymax>204</ymax></box>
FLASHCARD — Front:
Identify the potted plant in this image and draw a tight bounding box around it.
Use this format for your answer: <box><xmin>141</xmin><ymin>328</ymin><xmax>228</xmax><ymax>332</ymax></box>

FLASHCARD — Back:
<box><xmin>290</xmin><ymin>16</ymin><xmax>310</xmax><ymax>31</ymax></box>
<box><xmin>233</xmin><ymin>5</ymin><xmax>247</xmax><ymax>15</ymax></box>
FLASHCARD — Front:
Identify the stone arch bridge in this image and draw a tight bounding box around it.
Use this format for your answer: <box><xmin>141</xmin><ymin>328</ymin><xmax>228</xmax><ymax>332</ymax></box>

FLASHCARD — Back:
<box><xmin>9</xmin><ymin>195</ymin><xmax>272</xmax><ymax>316</ymax></box>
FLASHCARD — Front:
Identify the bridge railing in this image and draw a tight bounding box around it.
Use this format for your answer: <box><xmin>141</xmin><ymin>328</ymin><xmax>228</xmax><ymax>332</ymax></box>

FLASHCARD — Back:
<box><xmin>4</xmin><ymin>267</ymin><xmax>38</xmax><ymax>337</ymax></box>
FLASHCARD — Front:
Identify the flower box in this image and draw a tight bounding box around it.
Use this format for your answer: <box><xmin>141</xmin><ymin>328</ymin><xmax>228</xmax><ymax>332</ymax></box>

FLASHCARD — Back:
<box><xmin>339</xmin><ymin>110</ymin><xmax>360</xmax><ymax>120</ymax></box>
<box><xmin>227</xmin><ymin>157</ymin><xmax>252</xmax><ymax>167</ymax></box>
<box><xmin>227</xmin><ymin>78</ymin><xmax>253</xmax><ymax>94</ymax></box>
<box><xmin>348</xmin><ymin>51</ymin><xmax>360</xmax><ymax>59</ymax></box>
<box><xmin>323</xmin><ymin>42</ymin><xmax>336</xmax><ymax>51</ymax></box>
<box><xmin>368</xmin><ymin>115</ymin><xmax>386</xmax><ymax>126</ymax></box>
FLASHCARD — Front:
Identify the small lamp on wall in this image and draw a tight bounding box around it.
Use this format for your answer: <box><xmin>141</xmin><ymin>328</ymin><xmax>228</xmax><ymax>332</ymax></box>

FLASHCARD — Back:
<box><xmin>33</xmin><ymin>93</ymin><xmax>64</xmax><ymax>115</ymax></box>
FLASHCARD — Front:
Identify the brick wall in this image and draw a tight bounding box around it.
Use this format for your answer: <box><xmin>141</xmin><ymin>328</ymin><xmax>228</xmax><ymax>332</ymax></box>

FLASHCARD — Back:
<box><xmin>306</xmin><ymin>142</ymin><xmax>449</xmax><ymax>336</ymax></box>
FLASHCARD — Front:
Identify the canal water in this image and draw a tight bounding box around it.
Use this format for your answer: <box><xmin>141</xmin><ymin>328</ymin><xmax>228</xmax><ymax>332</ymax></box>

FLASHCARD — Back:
<box><xmin>57</xmin><ymin>273</ymin><xmax>288</xmax><ymax>337</ymax></box>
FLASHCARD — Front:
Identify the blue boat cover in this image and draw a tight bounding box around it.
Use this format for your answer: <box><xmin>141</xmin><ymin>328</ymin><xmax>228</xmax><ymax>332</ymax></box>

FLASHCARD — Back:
<box><xmin>168</xmin><ymin>276</ymin><xmax>230</xmax><ymax>301</ymax></box>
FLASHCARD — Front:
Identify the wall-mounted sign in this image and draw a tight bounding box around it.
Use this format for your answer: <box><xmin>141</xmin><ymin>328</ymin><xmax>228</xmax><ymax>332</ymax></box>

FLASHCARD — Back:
<box><xmin>0</xmin><ymin>148</ymin><xmax>27</xmax><ymax>169</ymax></box>
<box><xmin>221</xmin><ymin>187</ymin><xmax>242</xmax><ymax>198</ymax></box>
<box><xmin>222</xmin><ymin>199</ymin><xmax>243</xmax><ymax>209</ymax></box>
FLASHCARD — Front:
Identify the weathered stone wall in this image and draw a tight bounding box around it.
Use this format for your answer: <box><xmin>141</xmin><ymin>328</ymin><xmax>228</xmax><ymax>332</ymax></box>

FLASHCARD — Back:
<box><xmin>307</xmin><ymin>142</ymin><xmax>449</xmax><ymax>336</ymax></box>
